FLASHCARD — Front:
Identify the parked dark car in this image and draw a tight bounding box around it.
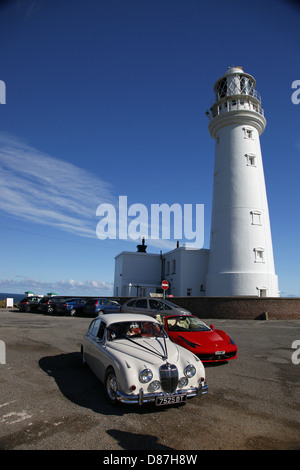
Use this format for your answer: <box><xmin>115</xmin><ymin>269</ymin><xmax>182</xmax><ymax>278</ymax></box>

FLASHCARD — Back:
<box><xmin>38</xmin><ymin>296</ymin><xmax>65</xmax><ymax>314</ymax></box>
<box><xmin>55</xmin><ymin>298</ymin><xmax>87</xmax><ymax>316</ymax></box>
<box><xmin>18</xmin><ymin>296</ymin><xmax>42</xmax><ymax>312</ymax></box>
<box><xmin>83</xmin><ymin>298</ymin><xmax>121</xmax><ymax>316</ymax></box>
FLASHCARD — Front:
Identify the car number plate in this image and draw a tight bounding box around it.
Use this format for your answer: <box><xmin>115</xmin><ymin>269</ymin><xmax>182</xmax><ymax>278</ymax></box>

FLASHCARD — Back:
<box><xmin>155</xmin><ymin>394</ymin><xmax>187</xmax><ymax>406</ymax></box>
<box><xmin>215</xmin><ymin>351</ymin><xmax>225</xmax><ymax>355</ymax></box>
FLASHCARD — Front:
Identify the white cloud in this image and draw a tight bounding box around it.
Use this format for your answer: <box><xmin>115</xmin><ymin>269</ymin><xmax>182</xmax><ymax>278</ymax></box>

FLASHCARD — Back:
<box><xmin>0</xmin><ymin>133</ymin><xmax>115</xmax><ymax>238</ymax></box>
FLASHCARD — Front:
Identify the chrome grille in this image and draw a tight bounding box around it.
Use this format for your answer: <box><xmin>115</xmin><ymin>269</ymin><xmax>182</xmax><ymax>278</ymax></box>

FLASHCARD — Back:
<box><xmin>159</xmin><ymin>363</ymin><xmax>178</xmax><ymax>393</ymax></box>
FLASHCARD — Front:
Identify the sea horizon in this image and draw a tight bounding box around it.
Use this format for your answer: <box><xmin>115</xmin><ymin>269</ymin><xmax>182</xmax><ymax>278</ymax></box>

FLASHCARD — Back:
<box><xmin>0</xmin><ymin>292</ymin><xmax>25</xmax><ymax>303</ymax></box>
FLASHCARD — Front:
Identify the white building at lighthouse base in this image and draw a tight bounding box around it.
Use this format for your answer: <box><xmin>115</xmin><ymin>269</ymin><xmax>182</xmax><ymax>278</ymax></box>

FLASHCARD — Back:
<box><xmin>114</xmin><ymin>244</ymin><xmax>209</xmax><ymax>298</ymax></box>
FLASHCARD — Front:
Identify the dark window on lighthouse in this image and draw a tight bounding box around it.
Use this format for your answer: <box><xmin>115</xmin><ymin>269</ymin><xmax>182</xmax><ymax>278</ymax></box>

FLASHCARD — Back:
<box><xmin>217</xmin><ymin>78</ymin><xmax>227</xmax><ymax>99</ymax></box>
<box><xmin>244</xmin><ymin>127</ymin><xmax>253</xmax><ymax>139</ymax></box>
<box><xmin>246</xmin><ymin>153</ymin><xmax>256</xmax><ymax>166</ymax></box>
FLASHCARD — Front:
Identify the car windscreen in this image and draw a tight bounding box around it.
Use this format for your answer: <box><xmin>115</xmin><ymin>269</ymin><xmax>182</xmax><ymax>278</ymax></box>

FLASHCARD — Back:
<box><xmin>107</xmin><ymin>321</ymin><xmax>165</xmax><ymax>341</ymax></box>
<box><xmin>166</xmin><ymin>316</ymin><xmax>210</xmax><ymax>332</ymax></box>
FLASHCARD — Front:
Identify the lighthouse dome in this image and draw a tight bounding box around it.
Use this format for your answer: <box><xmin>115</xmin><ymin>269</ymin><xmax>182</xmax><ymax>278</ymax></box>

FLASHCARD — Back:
<box><xmin>224</xmin><ymin>66</ymin><xmax>245</xmax><ymax>75</ymax></box>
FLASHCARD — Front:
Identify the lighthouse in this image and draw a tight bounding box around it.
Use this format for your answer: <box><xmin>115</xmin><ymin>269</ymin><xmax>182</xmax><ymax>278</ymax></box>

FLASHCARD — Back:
<box><xmin>205</xmin><ymin>67</ymin><xmax>279</xmax><ymax>297</ymax></box>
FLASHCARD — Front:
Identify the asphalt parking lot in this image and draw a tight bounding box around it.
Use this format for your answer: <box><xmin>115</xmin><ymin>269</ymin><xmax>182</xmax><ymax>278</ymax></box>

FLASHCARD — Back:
<box><xmin>0</xmin><ymin>308</ymin><xmax>299</xmax><ymax>451</ymax></box>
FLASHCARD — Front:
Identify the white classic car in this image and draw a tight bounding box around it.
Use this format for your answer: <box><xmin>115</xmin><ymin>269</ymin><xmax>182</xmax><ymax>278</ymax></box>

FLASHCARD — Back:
<box><xmin>81</xmin><ymin>313</ymin><xmax>208</xmax><ymax>406</ymax></box>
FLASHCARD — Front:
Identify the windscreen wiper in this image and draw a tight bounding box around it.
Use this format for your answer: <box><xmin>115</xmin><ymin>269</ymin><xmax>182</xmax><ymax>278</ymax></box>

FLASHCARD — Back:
<box><xmin>109</xmin><ymin>330</ymin><xmax>168</xmax><ymax>360</ymax></box>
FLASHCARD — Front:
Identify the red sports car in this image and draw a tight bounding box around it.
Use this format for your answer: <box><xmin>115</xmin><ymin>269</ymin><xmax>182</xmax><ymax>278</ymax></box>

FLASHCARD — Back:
<box><xmin>161</xmin><ymin>314</ymin><xmax>237</xmax><ymax>363</ymax></box>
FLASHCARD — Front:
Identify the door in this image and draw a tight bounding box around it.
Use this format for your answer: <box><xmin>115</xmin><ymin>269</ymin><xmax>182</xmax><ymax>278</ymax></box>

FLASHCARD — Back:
<box><xmin>86</xmin><ymin>319</ymin><xmax>107</xmax><ymax>381</ymax></box>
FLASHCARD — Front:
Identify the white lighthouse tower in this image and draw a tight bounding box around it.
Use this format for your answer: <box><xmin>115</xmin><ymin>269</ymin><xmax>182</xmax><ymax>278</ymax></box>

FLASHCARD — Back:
<box><xmin>205</xmin><ymin>66</ymin><xmax>279</xmax><ymax>297</ymax></box>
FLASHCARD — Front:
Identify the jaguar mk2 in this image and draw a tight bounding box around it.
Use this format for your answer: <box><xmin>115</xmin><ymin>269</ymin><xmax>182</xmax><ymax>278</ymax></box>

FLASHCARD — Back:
<box><xmin>81</xmin><ymin>313</ymin><xmax>208</xmax><ymax>406</ymax></box>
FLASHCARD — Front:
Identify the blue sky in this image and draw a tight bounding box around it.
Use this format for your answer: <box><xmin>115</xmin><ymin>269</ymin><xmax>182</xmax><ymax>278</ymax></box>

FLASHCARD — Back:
<box><xmin>0</xmin><ymin>0</ymin><xmax>299</xmax><ymax>297</ymax></box>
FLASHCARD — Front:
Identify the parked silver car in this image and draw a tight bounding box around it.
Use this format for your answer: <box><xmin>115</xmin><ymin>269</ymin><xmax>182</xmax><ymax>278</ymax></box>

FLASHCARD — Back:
<box><xmin>121</xmin><ymin>297</ymin><xmax>191</xmax><ymax>316</ymax></box>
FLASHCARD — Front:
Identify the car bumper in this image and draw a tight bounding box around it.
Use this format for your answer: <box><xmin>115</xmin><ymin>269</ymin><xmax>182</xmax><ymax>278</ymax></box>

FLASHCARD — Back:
<box><xmin>197</xmin><ymin>351</ymin><xmax>237</xmax><ymax>362</ymax></box>
<box><xmin>115</xmin><ymin>382</ymin><xmax>208</xmax><ymax>405</ymax></box>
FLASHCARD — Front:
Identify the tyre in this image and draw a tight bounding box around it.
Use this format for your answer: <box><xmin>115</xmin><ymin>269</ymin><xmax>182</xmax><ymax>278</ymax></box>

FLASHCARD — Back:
<box><xmin>104</xmin><ymin>368</ymin><xmax>119</xmax><ymax>405</ymax></box>
<box><xmin>98</xmin><ymin>310</ymin><xmax>104</xmax><ymax>315</ymax></box>
<box><xmin>70</xmin><ymin>308</ymin><xmax>76</xmax><ymax>316</ymax></box>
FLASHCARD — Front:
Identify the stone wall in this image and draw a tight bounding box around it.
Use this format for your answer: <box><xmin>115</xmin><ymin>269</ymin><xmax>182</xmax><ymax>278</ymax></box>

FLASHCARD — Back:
<box><xmin>167</xmin><ymin>297</ymin><xmax>300</xmax><ymax>320</ymax></box>
<box><xmin>118</xmin><ymin>296</ymin><xmax>300</xmax><ymax>320</ymax></box>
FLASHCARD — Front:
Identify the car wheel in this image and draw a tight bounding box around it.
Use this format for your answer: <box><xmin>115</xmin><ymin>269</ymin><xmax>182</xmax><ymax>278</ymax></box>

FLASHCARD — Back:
<box><xmin>25</xmin><ymin>306</ymin><xmax>31</xmax><ymax>313</ymax></box>
<box><xmin>99</xmin><ymin>310</ymin><xmax>104</xmax><ymax>315</ymax></box>
<box><xmin>47</xmin><ymin>306</ymin><xmax>54</xmax><ymax>315</ymax></box>
<box><xmin>70</xmin><ymin>309</ymin><xmax>76</xmax><ymax>316</ymax></box>
<box><xmin>105</xmin><ymin>368</ymin><xmax>119</xmax><ymax>405</ymax></box>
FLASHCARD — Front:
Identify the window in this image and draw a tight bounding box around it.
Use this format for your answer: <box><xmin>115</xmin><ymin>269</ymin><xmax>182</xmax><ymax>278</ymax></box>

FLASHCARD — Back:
<box><xmin>134</xmin><ymin>299</ymin><xmax>148</xmax><ymax>309</ymax></box>
<box><xmin>149</xmin><ymin>299</ymin><xmax>161</xmax><ymax>310</ymax></box>
<box><xmin>254</xmin><ymin>247</ymin><xmax>265</xmax><ymax>263</ymax></box>
<box><xmin>246</xmin><ymin>153</ymin><xmax>256</xmax><ymax>166</ymax></box>
<box><xmin>89</xmin><ymin>318</ymin><xmax>101</xmax><ymax>337</ymax></box>
<box><xmin>244</xmin><ymin>127</ymin><xmax>253</xmax><ymax>139</ymax></box>
<box><xmin>187</xmin><ymin>288</ymin><xmax>192</xmax><ymax>296</ymax></box>
<box><xmin>240</xmin><ymin>76</ymin><xmax>254</xmax><ymax>95</ymax></box>
<box><xmin>159</xmin><ymin>301</ymin><xmax>172</xmax><ymax>310</ymax></box>
<box><xmin>97</xmin><ymin>322</ymin><xmax>105</xmax><ymax>340</ymax></box>
<box><xmin>217</xmin><ymin>78</ymin><xmax>227</xmax><ymax>99</ymax></box>
<box><xmin>172</xmin><ymin>259</ymin><xmax>176</xmax><ymax>273</ymax></box>
<box><xmin>258</xmin><ymin>289</ymin><xmax>267</xmax><ymax>297</ymax></box>
<box><xmin>251</xmin><ymin>210</ymin><xmax>262</xmax><ymax>225</ymax></box>
<box><xmin>138</xmin><ymin>287</ymin><xmax>146</xmax><ymax>297</ymax></box>
<box><xmin>88</xmin><ymin>320</ymin><xmax>95</xmax><ymax>334</ymax></box>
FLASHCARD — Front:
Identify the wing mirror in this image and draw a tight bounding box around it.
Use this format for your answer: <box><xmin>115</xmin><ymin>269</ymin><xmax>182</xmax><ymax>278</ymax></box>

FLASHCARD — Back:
<box><xmin>210</xmin><ymin>324</ymin><xmax>215</xmax><ymax>330</ymax></box>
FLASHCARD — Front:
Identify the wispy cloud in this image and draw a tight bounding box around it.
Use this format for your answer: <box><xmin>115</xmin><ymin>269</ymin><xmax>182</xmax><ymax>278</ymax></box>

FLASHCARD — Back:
<box><xmin>0</xmin><ymin>133</ymin><xmax>188</xmax><ymax>251</ymax></box>
<box><xmin>0</xmin><ymin>133</ymin><xmax>115</xmax><ymax>238</ymax></box>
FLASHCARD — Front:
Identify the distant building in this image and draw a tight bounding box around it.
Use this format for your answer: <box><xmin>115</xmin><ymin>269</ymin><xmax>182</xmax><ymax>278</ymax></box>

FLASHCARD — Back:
<box><xmin>114</xmin><ymin>67</ymin><xmax>279</xmax><ymax>298</ymax></box>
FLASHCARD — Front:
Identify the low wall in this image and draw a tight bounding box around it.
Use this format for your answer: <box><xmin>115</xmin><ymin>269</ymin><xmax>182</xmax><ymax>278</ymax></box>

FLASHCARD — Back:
<box><xmin>118</xmin><ymin>296</ymin><xmax>300</xmax><ymax>320</ymax></box>
<box><xmin>168</xmin><ymin>297</ymin><xmax>300</xmax><ymax>320</ymax></box>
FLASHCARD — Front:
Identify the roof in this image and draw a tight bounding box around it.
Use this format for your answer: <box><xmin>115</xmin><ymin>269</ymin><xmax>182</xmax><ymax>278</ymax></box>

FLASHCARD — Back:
<box><xmin>97</xmin><ymin>313</ymin><xmax>160</xmax><ymax>325</ymax></box>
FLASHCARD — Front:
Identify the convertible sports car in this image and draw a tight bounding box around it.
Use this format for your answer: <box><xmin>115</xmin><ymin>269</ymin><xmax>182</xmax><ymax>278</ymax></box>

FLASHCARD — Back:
<box><xmin>160</xmin><ymin>314</ymin><xmax>237</xmax><ymax>363</ymax></box>
<box><xmin>81</xmin><ymin>313</ymin><xmax>208</xmax><ymax>406</ymax></box>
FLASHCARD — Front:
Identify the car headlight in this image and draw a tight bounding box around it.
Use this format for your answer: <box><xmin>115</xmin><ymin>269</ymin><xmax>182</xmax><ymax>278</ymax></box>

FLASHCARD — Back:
<box><xmin>139</xmin><ymin>369</ymin><xmax>153</xmax><ymax>383</ymax></box>
<box><xmin>147</xmin><ymin>380</ymin><xmax>160</xmax><ymax>392</ymax></box>
<box><xmin>178</xmin><ymin>377</ymin><xmax>188</xmax><ymax>388</ymax></box>
<box><xmin>184</xmin><ymin>364</ymin><xmax>196</xmax><ymax>378</ymax></box>
<box><xmin>229</xmin><ymin>337</ymin><xmax>236</xmax><ymax>346</ymax></box>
